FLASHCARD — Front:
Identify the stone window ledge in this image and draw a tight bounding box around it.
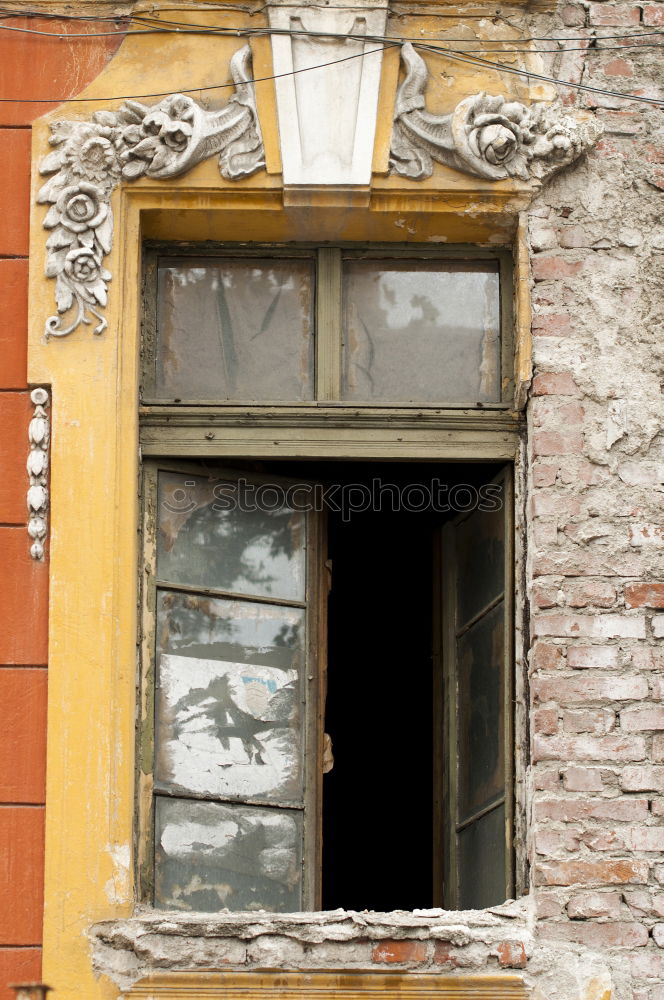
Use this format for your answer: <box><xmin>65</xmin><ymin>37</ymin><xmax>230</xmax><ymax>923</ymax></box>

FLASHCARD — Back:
<box><xmin>90</xmin><ymin>900</ymin><xmax>532</xmax><ymax>991</ymax></box>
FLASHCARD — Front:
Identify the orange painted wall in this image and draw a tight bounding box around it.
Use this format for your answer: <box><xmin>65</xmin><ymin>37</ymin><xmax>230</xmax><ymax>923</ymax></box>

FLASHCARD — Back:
<box><xmin>0</xmin><ymin>16</ymin><xmax>125</xmax><ymax>997</ymax></box>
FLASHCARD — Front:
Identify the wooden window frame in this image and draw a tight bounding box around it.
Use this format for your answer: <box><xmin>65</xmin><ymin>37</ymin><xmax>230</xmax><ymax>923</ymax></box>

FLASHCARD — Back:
<box><xmin>140</xmin><ymin>242</ymin><xmax>514</xmax><ymax>410</ymax></box>
<box><xmin>137</xmin><ymin>239</ymin><xmax>523</xmax><ymax>914</ymax></box>
<box><xmin>137</xmin><ymin>459</ymin><xmax>327</xmax><ymax>910</ymax></box>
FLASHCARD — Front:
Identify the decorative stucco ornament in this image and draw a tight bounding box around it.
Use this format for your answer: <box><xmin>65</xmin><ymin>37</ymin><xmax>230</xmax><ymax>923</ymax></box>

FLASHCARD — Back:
<box><xmin>38</xmin><ymin>45</ymin><xmax>265</xmax><ymax>339</ymax></box>
<box><xmin>27</xmin><ymin>388</ymin><xmax>50</xmax><ymax>560</ymax></box>
<box><xmin>390</xmin><ymin>43</ymin><xmax>602</xmax><ymax>183</ymax></box>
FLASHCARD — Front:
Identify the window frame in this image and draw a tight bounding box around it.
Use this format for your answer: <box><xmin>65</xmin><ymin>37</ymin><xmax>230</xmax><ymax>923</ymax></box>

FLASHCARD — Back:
<box><xmin>136</xmin><ymin>238</ymin><xmax>524</xmax><ymax>914</ymax></box>
<box><xmin>140</xmin><ymin>242</ymin><xmax>515</xmax><ymax>410</ymax></box>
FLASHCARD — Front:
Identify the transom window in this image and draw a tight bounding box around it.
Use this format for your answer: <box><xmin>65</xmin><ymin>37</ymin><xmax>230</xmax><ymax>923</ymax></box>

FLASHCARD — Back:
<box><xmin>141</xmin><ymin>246</ymin><xmax>512</xmax><ymax>407</ymax></box>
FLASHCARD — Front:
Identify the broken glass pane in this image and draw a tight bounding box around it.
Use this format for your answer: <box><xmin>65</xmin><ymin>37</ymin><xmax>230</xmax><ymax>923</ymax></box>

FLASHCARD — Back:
<box><xmin>156</xmin><ymin>591</ymin><xmax>305</xmax><ymax>803</ymax></box>
<box><xmin>158</xmin><ymin>471</ymin><xmax>306</xmax><ymax>602</ymax></box>
<box><xmin>155</xmin><ymin>257</ymin><xmax>315</xmax><ymax>401</ymax></box>
<box><xmin>154</xmin><ymin>797</ymin><xmax>303</xmax><ymax>912</ymax></box>
<box><xmin>342</xmin><ymin>260</ymin><xmax>500</xmax><ymax>403</ymax></box>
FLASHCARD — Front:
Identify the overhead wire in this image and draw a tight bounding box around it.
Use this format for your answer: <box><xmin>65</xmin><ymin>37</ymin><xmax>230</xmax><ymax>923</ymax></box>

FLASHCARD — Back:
<box><xmin>0</xmin><ymin>14</ymin><xmax>661</xmax><ymax>106</ymax></box>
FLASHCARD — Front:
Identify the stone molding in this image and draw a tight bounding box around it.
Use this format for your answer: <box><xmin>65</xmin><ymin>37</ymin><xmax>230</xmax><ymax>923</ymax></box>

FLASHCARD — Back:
<box><xmin>389</xmin><ymin>43</ymin><xmax>602</xmax><ymax>183</ymax></box>
<box><xmin>27</xmin><ymin>387</ymin><xmax>50</xmax><ymax>560</ymax></box>
<box><xmin>37</xmin><ymin>44</ymin><xmax>264</xmax><ymax>339</ymax></box>
<box><xmin>268</xmin><ymin>0</ymin><xmax>389</xmax><ymax>186</ymax></box>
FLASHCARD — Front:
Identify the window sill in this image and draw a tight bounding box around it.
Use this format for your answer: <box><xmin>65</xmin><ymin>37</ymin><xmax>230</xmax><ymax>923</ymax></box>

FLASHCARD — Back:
<box><xmin>90</xmin><ymin>900</ymin><xmax>531</xmax><ymax>994</ymax></box>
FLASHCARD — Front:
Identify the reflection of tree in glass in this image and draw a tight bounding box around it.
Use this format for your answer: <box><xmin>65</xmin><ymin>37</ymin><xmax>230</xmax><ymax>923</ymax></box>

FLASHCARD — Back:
<box><xmin>172</xmin><ymin>672</ymin><xmax>295</xmax><ymax>766</ymax></box>
<box><xmin>160</xmin><ymin>502</ymin><xmax>298</xmax><ymax>596</ymax></box>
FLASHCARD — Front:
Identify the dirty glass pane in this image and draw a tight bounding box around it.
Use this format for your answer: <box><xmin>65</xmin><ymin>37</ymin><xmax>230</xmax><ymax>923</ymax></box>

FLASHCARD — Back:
<box><xmin>155</xmin><ymin>590</ymin><xmax>305</xmax><ymax>803</ymax></box>
<box><xmin>457</xmin><ymin>803</ymin><xmax>506</xmax><ymax>909</ymax></box>
<box><xmin>155</xmin><ymin>257</ymin><xmax>314</xmax><ymax>401</ymax></box>
<box><xmin>154</xmin><ymin>796</ymin><xmax>303</xmax><ymax>912</ymax></box>
<box><xmin>157</xmin><ymin>471</ymin><xmax>306</xmax><ymax>602</ymax></box>
<box><xmin>342</xmin><ymin>260</ymin><xmax>500</xmax><ymax>403</ymax></box>
<box><xmin>457</xmin><ymin>600</ymin><xmax>505</xmax><ymax>820</ymax></box>
<box><xmin>456</xmin><ymin>501</ymin><xmax>504</xmax><ymax>627</ymax></box>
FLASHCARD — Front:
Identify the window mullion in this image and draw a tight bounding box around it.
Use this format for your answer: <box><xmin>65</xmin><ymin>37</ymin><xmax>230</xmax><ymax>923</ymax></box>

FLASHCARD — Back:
<box><xmin>315</xmin><ymin>248</ymin><xmax>342</xmax><ymax>401</ymax></box>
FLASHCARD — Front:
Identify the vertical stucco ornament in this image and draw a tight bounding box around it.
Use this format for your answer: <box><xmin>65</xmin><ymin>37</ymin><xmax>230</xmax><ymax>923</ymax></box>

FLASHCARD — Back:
<box><xmin>268</xmin><ymin>0</ymin><xmax>388</xmax><ymax>185</ymax></box>
<box><xmin>27</xmin><ymin>387</ymin><xmax>50</xmax><ymax>560</ymax></box>
<box><xmin>38</xmin><ymin>44</ymin><xmax>265</xmax><ymax>339</ymax></box>
<box><xmin>390</xmin><ymin>43</ymin><xmax>602</xmax><ymax>182</ymax></box>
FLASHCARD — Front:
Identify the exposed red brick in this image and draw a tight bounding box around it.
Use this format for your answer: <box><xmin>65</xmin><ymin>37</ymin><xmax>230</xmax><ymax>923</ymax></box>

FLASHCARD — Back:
<box><xmin>567</xmin><ymin>645</ymin><xmax>621</xmax><ymax>669</ymax></box>
<box><xmin>532</xmin><ymin>314</ymin><xmax>573</xmax><ymax>337</ymax></box>
<box><xmin>532</xmin><ymin>257</ymin><xmax>584</xmax><ymax>281</ymax></box>
<box><xmin>533</xmin><ymin>673</ymin><xmax>648</xmax><ymax>704</ymax></box>
<box><xmin>534</xmin><ymin>707</ymin><xmax>560</xmax><ymax>735</ymax></box>
<box><xmin>643</xmin><ymin>4</ymin><xmax>664</xmax><ymax>24</ymax></box>
<box><xmin>433</xmin><ymin>942</ymin><xmax>460</xmax><ymax>967</ymax></box>
<box><xmin>534</xmin><ymin>859</ymin><xmax>650</xmax><ymax>887</ymax></box>
<box><xmin>562</xmin><ymin>766</ymin><xmax>605</xmax><ymax>792</ymax></box>
<box><xmin>567</xmin><ymin>890</ymin><xmax>622</xmax><ymax>919</ymax></box>
<box><xmin>604</xmin><ymin>58</ymin><xmax>634</xmax><ymax>77</ymax></box>
<box><xmin>372</xmin><ymin>941</ymin><xmax>428</xmax><ymax>964</ymax></box>
<box><xmin>621</xmin><ymin>707</ymin><xmax>664</xmax><ymax>732</ymax></box>
<box><xmin>532</xmin><ymin>432</ymin><xmax>584</xmax><ymax>456</ymax></box>
<box><xmin>496</xmin><ymin>941</ymin><xmax>527</xmax><ymax>969</ymax></box>
<box><xmin>531</xmin><ymin>642</ymin><xmax>565</xmax><ymax>671</ymax></box>
<box><xmin>534</xmin><ymin>733</ymin><xmax>646</xmax><ymax>763</ymax></box>
<box><xmin>588</xmin><ymin>4</ymin><xmax>641</xmax><ymax>25</ymax></box>
<box><xmin>565</xmin><ymin>581</ymin><xmax>617</xmax><ymax>609</ymax></box>
<box><xmin>535</xmin><ymin>797</ymin><xmax>648</xmax><ymax>823</ymax></box>
<box><xmin>540</xmin><ymin>920</ymin><xmax>648</xmax><ymax>948</ymax></box>
<box><xmin>532</xmin><ymin>373</ymin><xmax>580</xmax><ymax>397</ymax></box>
<box><xmin>625</xmin><ymin>583</ymin><xmax>664</xmax><ymax>609</ymax></box>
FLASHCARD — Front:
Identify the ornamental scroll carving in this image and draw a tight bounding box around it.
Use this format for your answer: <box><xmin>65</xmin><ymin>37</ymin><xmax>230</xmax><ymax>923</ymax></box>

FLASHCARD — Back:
<box><xmin>389</xmin><ymin>43</ymin><xmax>602</xmax><ymax>182</ymax></box>
<box><xmin>38</xmin><ymin>44</ymin><xmax>265</xmax><ymax>339</ymax></box>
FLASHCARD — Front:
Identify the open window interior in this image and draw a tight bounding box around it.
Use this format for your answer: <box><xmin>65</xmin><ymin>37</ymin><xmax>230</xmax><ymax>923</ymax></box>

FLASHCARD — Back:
<box><xmin>141</xmin><ymin>459</ymin><xmax>513</xmax><ymax>915</ymax></box>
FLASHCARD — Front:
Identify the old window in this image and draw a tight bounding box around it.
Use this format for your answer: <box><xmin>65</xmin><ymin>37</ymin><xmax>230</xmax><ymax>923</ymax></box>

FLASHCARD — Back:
<box><xmin>141</xmin><ymin>246</ymin><xmax>511</xmax><ymax>406</ymax></box>
<box><xmin>138</xmin><ymin>244</ymin><xmax>516</xmax><ymax>914</ymax></box>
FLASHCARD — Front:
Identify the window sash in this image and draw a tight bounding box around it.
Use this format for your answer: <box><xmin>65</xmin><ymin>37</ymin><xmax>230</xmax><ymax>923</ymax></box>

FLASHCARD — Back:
<box><xmin>138</xmin><ymin>460</ymin><xmax>327</xmax><ymax>911</ymax></box>
<box><xmin>140</xmin><ymin>244</ymin><xmax>513</xmax><ymax>410</ymax></box>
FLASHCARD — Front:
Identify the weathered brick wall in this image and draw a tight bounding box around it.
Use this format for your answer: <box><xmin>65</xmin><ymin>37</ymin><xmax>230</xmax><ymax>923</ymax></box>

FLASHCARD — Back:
<box><xmin>525</xmin><ymin>0</ymin><xmax>664</xmax><ymax>989</ymax></box>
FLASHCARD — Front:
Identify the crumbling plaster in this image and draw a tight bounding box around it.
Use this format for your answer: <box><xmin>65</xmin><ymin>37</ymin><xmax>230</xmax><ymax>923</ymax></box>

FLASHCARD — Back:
<box><xmin>90</xmin><ymin>902</ymin><xmax>627</xmax><ymax>1000</ymax></box>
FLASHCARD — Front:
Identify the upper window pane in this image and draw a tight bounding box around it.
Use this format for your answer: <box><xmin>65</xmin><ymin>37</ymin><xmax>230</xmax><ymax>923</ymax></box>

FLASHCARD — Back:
<box><xmin>342</xmin><ymin>259</ymin><xmax>500</xmax><ymax>404</ymax></box>
<box><xmin>155</xmin><ymin>257</ymin><xmax>315</xmax><ymax>401</ymax></box>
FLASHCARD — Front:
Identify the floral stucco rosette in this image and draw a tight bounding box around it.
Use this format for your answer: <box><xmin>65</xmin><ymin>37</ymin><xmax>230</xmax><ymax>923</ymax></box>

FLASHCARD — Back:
<box><xmin>38</xmin><ymin>45</ymin><xmax>265</xmax><ymax>338</ymax></box>
<box><xmin>389</xmin><ymin>43</ymin><xmax>602</xmax><ymax>183</ymax></box>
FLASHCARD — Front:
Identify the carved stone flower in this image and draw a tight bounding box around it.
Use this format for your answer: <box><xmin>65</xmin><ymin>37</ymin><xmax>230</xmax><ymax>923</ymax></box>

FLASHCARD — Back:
<box><xmin>67</xmin><ymin>136</ymin><xmax>118</xmax><ymax>183</ymax></box>
<box><xmin>161</xmin><ymin>120</ymin><xmax>193</xmax><ymax>152</ymax></box>
<box><xmin>466</xmin><ymin>101</ymin><xmax>531</xmax><ymax>178</ymax></box>
<box><xmin>64</xmin><ymin>246</ymin><xmax>102</xmax><ymax>284</ymax></box>
<box><xmin>56</xmin><ymin>183</ymin><xmax>108</xmax><ymax>233</ymax></box>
